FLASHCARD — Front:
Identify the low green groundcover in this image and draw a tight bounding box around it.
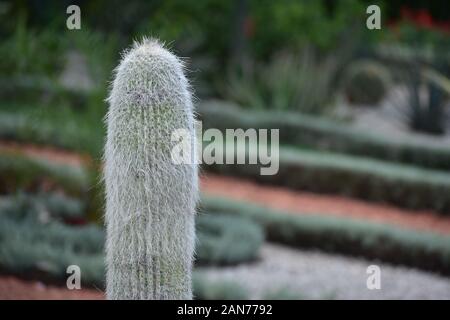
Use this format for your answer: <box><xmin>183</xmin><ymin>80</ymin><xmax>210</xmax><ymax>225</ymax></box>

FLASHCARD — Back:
<box><xmin>202</xmin><ymin>195</ymin><xmax>450</xmax><ymax>276</ymax></box>
<box><xmin>0</xmin><ymin>194</ymin><xmax>264</xmax><ymax>287</ymax></box>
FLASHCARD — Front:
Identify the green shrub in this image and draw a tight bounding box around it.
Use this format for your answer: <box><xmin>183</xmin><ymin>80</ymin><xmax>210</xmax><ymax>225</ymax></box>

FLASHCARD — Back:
<box><xmin>201</xmin><ymin>196</ymin><xmax>450</xmax><ymax>275</ymax></box>
<box><xmin>344</xmin><ymin>60</ymin><xmax>390</xmax><ymax>105</ymax></box>
<box><xmin>193</xmin><ymin>272</ymin><xmax>249</xmax><ymax>300</ymax></box>
<box><xmin>0</xmin><ymin>214</ymin><xmax>105</xmax><ymax>287</ymax></box>
<box><xmin>0</xmin><ymin>145</ymin><xmax>103</xmax><ymax>223</ymax></box>
<box><xmin>249</xmin><ymin>0</ymin><xmax>366</xmax><ymax>55</ymax></box>
<box><xmin>0</xmin><ymin>15</ymin><xmax>65</xmax><ymax>77</ymax></box>
<box><xmin>0</xmin><ymin>195</ymin><xmax>105</xmax><ymax>287</ymax></box>
<box><xmin>0</xmin><ymin>192</ymin><xmax>85</xmax><ymax>221</ymax></box>
<box><xmin>198</xmin><ymin>101</ymin><xmax>450</xmax><ymax>171</ymax></box>
<box><xmin>196</xmin><ymin>213</ymin><xmax>264</xmax><ymax>265</ymax></box>
<box><xmin>0</xmin><ymin>194</ymin><xmax>262</xmax><ymax>287</ymax></box>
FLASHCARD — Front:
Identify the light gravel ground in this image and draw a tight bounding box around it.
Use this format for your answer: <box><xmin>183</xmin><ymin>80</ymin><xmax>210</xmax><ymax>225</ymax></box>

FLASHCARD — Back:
<box><xmin>197</xmin><ymin>244</ymin><xmax>450</xmax><ymax>300</ymax></box>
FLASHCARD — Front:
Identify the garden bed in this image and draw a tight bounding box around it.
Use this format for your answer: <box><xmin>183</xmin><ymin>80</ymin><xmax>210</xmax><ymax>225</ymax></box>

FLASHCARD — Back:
<box><xmin>202</xmin><ymin>196</ymin><xmax>450</xmax><ymax>275</ymax></box>
<box><xmin>202</xmin><ymin>174</ymin><xmax>450</xmax><ymax>235</ymax></box>
<box><xmin>206</xmin><ymin>143</ymin><xmax>450</xmax><ymax>214</ymax></box>
<box><xmin>198</xmin><ymin>101</ymin><xmax>450</xmax><ymax>171</ymax></box>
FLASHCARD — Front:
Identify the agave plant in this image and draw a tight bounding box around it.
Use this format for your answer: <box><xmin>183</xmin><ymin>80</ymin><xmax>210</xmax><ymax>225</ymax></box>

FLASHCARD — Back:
<box><xmin>223</xmin><ymin>47</ymin><xmax>342</xmax><ymax>115</ymax></box>
<box><xmin>378</xmin><ymin>44</ymin><xmax>450</xmax><ymax>135</ymax></box>
<box><xmin>392</xmin><ymin>60</ymin><xmax>450</xmax><ymax>135</ymax></box>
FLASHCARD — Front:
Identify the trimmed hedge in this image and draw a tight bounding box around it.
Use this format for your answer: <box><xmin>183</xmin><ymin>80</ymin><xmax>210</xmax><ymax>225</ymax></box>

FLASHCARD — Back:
<box><xmin>198</xmin><ymin>100</ymin><xmax>450</xmax><ymax>171</ymax></box>
<box><xmin>0</xmin><ymin>76</ymin><xmax>90</xmax><ymax>109</ymax></box>
<box><xmin>0</xmin><ymin>150</ymin><xmax>90</xmax><ymax>196</ymax></box>
<box><xmin>0</xmin><ymin>212</ymin><xmax>105</xmax><ymax>287</ymax></box>
<box><xmin>0</xmin><ymin>113</ymin><xmax>78</xmax><ymax>151</ymax></box>
<box><xmin>0</xmin><ymin>111</ymin><xmax>103</xmax><ymax>157</ymax></box>
<box><xmin>201</xmin><ymin>196</ymin><xmax>450</xmax><ymax>276</ymax></box>
<box><xmin>0</xmin><ymin>192</ymin><xmax>85</xmax><ymax>221</ymax></box>
<box><xmin>196</xmin><ymin>213</ymin><xmax>264</xmax><ymax>265</ymax></box>
<box><xmin>207</xmin><ymin>143</ymin><xmax>450</xmax><ymax>214</ymax></box>
<box><xmin>193</xmin><ymin>272</ymin><xmax>249</xmax><ymax>300</ymax></box>
<box><xmin>0</xmin><ymin>150</ymin><xmax>105</xmax><ymax>222</ymax></box>
<box><xmin>0</xmin><ymin>196</ymin><xmax>263</xmax><ymax>286</ymax></box>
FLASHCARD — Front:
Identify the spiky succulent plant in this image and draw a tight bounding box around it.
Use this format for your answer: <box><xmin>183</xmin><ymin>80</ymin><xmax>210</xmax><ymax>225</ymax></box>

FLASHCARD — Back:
<box><xmin>104</xmin><ymin>38</ymin><xmax>198</xmax><ymax>300</ymax></box>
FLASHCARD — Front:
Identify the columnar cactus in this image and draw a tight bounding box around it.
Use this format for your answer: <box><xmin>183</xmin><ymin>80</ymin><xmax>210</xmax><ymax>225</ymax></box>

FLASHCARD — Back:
<box><xmin>104</xmin><ymin>38</ymin><xmax>198</xmax><ymax>300</ymax></box>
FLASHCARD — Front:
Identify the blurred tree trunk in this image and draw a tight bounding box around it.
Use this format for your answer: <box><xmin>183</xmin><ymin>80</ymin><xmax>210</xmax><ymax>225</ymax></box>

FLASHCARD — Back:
<box><xmin>230</xmin><ymin>0</ymin><xmax>249</xmax><ymax>69</ymax></box>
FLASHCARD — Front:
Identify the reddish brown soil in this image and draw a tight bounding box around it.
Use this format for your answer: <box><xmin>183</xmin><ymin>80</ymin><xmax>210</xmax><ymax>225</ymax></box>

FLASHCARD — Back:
<box><xmin>201</xmin><ymin>174</ymin><xmax>450</xmax><ymax>235</ymax></box>
<box><xmin>0</xmin><ymin>276</ymin><xmax>104</xmax><ymax>300</ymax></box>
<box><xmin>0</xmin><ymin>141</ymin><xmax>90</xmax><ymax>167</ymax></box>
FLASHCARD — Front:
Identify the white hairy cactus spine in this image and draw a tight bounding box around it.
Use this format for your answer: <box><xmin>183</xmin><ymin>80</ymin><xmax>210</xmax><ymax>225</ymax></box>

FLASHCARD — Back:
<box><xmin>104</xmin><ymin>38</ymin><xmax>198</xmax><ymax>300</ymax></box>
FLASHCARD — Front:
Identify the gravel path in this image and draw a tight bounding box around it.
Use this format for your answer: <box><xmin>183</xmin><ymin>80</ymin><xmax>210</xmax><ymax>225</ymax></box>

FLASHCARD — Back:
<box><xmin>197</xmin><ymin>244</ymin><xmax>450</xmax><ymax>300</ymax></box>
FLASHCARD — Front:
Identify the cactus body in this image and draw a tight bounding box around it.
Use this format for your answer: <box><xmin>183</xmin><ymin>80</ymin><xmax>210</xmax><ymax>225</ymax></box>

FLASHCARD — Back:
<box><xmin>104</xmin><ymin>39</ymin><xmax>198</xmax><ymax>300</ymax></box>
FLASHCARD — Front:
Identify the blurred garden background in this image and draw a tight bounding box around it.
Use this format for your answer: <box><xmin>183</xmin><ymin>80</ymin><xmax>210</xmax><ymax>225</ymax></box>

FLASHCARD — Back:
<box><xmin>1</xmin><ymin>0</ymin><xmax>450</xmax><ymax>299</ymax></box>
